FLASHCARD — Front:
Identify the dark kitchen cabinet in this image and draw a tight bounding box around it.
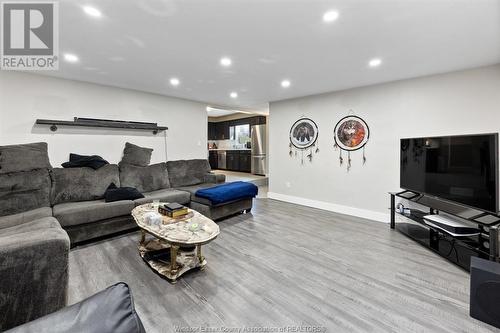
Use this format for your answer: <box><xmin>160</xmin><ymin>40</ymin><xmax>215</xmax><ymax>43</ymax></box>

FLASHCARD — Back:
<box><xmin>208</xmin><ymin>151</ymin><xmax>218</xmax><ymax>169</ymax></box>
<box><xmin>226</xmin><ymin>151</ymin><xmax>240</xmax><ymax>171</ymax></box>
<box><xmin>208</xmin><ymin>122</ymin><xmax>217</xmax><ymax>140</ymax></box>
<box><xmin>239</xmin><ymin>151</ymin><xmax>251</xmax><ymax>173</ymax></box>
<box><xmin>209</xmin><ymin>150</ymin><xmax>251</xmax><ymax>173</ymax></box>
<box><xmin>248</xmin><ymin>116</ymin><xmax>266</xmax><ymax>126</ymax></box>
<box><xmin>230</xmin><ymin>118</ymin><xmax>248</xmax><ymax>126</ymax></box>
<box><xmin>208</xmin><ymin>116</ymin><xmax>265</xmax><ymax>141</ymax></box>
<box><xmin>215</xmin><ymin>122</ymin><xmax>229</xmax><ymax>140</ymax></box>
<box><xmin>256</xmin><ymin>116</ymin><xmax>266</xmax><ymax>125</ymax></box>
<box><xmin>227</xmin><ymin>116</ymin><xmax>266</xmax><ymax>127</ymax></box>
<box><xmin>214</xmin><ymin>122</ymin><xmax>222</xmax><ymax>140</ymax></box>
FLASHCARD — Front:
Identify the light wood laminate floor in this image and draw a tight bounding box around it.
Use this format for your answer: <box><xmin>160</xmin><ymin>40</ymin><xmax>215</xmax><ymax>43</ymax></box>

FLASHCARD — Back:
<box><xmin>69</xmin><ymin>199</ymin><xmax>499</xmax><ymax>333</ymax></box>
<box><xmin>212</xmin><ymin>170</ymin><xmax>268</xmax><ymax>187</ymax></box>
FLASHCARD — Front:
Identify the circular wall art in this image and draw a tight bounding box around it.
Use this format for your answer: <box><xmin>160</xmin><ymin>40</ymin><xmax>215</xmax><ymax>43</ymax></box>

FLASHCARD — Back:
<box><xmin>333</xmin><ymin>115</ymin><xmax>370</xmax><ymax>170</ymax></box>
<box><xmin>289</xmin><ymin>117</ymin><xmax>319</xmax><ymax>164</ymax></box>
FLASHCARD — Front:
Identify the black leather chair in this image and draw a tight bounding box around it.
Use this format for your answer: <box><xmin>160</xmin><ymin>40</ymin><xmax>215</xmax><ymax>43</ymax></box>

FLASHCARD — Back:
<box><xmin>6</xmin><ymin>283</ymin><xmax>146</xmax><ymax>333</ymax></box>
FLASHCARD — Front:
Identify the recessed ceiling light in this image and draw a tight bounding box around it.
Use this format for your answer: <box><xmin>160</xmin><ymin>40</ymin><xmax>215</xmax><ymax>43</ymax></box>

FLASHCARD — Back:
<box><xmin>230</xmin><ymin>92</ymin><xmax>238</xmax><ymax>98</ymax></box>
<box><xmin>281</xmin><ymin>80</ymin><xmax>291</xmax><ymax>88</ymax></box>
<box><xmin>323</xmin><ymin>10</ymin><xmax>339</xmax><ymax>23</ymax></box>
<box><xmin>170</xmin><ymin>78</ymin><xmax>180</xmax><ymax>86</ymax></box>
<box><xmin>63</xmin><ymin>53</ymin><xmax>79</xmax><ymax>63</ymax></box>
<box><xmin>369</xmin><ymin>58</ymin><xmax>382</xmax><ymax>68</ymax></box>
<box><xmin>83</xmin><ymin>6</ymin><xmax>102</xmax><ymax>18</ymax></box>
<box><xmin>220</xmin><ymin>57</ymin><xmax>232</xmax><ymax>67</ymax></box>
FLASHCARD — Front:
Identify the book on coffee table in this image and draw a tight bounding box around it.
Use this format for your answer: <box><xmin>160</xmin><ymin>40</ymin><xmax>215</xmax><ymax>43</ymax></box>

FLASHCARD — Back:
<box><xmin>159</xmin><ymin>203</ymin><xmax>188</xmax><ymax>218</ymax></box>
<box><xmin>164</xmin><ymin>203</ymin><xmax>184</xmax><ymax>211</ymax></box>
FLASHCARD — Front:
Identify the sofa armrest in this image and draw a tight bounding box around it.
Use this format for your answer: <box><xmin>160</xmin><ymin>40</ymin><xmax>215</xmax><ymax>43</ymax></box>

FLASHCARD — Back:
<box><xmin>0</xmin><ymin>227</ymin><xmax>70</xmax><ymax>331</ymax></box>
<box><xmin>204</xmin><ymin>173</ymin><xmax>226</xmax><ymax>184</ymax></box>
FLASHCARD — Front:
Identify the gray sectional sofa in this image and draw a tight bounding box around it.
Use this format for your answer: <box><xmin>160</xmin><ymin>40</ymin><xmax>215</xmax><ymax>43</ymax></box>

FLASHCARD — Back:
<box><xmin>0</xmin><ymin>141</ymin><xmax>255</xmax><ymax>330</ymax></box>
<box><xmin>0</xmin><ymin>143</ymin><xmax>70</xmax><ymax>331</ymax></box>
<box><xmin>0</xmin><ymin>142</ymin><xmax>254</xmax><ymax>247</ymax></box>
<box><xmin>55</xmin><ymin>158</ymin><xmax>242</xmax><ymax>244</ymax></box>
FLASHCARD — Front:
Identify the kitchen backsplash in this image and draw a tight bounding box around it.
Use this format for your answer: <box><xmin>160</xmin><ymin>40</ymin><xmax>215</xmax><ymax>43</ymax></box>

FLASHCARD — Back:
<box><xmin>208</xmin><ymin>140</ymin><xmax>247</xmax><ymax>150</ymax></box>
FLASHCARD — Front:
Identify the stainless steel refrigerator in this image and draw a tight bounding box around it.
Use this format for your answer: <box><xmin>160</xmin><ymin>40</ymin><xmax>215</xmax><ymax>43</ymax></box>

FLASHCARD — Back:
<box><xmin>251</xmin><ymin>124</ymin><xmax>267</xmax><ymax>175</ymax></box>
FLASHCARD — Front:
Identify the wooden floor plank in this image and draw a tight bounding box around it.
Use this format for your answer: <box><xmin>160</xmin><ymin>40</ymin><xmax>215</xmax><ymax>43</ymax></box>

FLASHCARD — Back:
<box><xmin>68</xmin><ymin>198</ymin><xmax>500</xmax><ymax>333</ymax></box>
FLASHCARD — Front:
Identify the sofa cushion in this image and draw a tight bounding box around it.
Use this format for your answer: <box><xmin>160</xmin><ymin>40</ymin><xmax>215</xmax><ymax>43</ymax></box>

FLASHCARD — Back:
<box><xmin>0</xmin><ymin>142</ymin><xmax>51</xmax><ymax>174</ymax></box>
<box><xmin>119</xmin><ymin>163</ymin><xmax>170</xmax><ymax>193</ymax></box>
<box><xmin>167</xmin><ymin>159</ymin><xmax>212</xmax><ymax>187</ymax></box>
<box><xmin>0</xmin><ymin>220</ymin><xmax>69</xmax><ymax>331</ymax></box>
<box><xmin>62</xmin><ymin>153</ymin><xmax>109</xmax><ymax>170</ymax></box>
<box><xmin>204</xmin><ymin>173</ymin><xmax>226</xmax><ymax>184</ymax></box>
<box><xmin>53</xmin><ymin>199</ymin><xmax>135</xmax><ymax>227</ymax></box>
<box><xmin>0</xmin><ymin>169</ymin><xmax>52</xmax><ymax>217</ymax></box>
<box><xmin>0</xmin><ymin>216</ymin><xmax>61</xmax><ymax>238</ymax></box>
<box><xmin>177</xmin><ymin>184</ymin><xmax>217</xmax><ymax>206</ymax></box>
<box><xmin>134</xmin><ymin>189</ymin><xmax>191</xmax><ymax>206</ymax></box>
<box><xmin>0</xmin><ymin>207</ymin><xmax>53</xmax><ymax>230</ymax></box>
<box><xmin>51</xmin><ymin>165</ymin><xmax>120</xmax><ymax>205</ymax></box>
<box><xmin>120</xmin><ymin>142</ymin><xmax>152</xmax><ymax>167</ymax></box>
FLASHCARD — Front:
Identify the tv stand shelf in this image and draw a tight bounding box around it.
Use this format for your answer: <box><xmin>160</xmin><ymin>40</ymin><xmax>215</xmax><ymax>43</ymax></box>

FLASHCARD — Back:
<box><xmin>390</xmin><ymin>191</ymin><xmax>499</xmax><ymax>271</ymax></box>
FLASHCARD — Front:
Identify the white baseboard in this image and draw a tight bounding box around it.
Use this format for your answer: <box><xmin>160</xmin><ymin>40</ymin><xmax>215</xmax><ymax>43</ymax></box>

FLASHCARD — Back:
<box><xmin>267</xmin><ymin>192</ymin><xmax>390</xmax><ymax>223</ymax></box>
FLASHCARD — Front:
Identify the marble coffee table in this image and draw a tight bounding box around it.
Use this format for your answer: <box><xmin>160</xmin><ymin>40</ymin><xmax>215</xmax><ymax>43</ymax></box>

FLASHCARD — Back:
<box><xmin>131</xmin><ymin>203</ymin><xmax>220</xmax><ymax>283</ymax></box>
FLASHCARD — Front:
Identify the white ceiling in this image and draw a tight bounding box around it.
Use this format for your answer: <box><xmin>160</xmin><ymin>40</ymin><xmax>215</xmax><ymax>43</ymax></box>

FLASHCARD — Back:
<box><xmin>40</xmin><ymin>0</ymin><xmax>500</xmax><ymax>110</ymax></box>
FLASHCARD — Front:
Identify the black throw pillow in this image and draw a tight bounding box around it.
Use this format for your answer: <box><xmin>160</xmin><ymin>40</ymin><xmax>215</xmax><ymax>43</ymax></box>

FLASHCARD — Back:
<box><xmin>62</xmin><ymin>153</ymin><xmax>109</xmax><ymax>170</ymax></box>
<box><xmin>104</xmin><ymin>183</ymin><xmax>144</xmax><ymax>202</ymax></box>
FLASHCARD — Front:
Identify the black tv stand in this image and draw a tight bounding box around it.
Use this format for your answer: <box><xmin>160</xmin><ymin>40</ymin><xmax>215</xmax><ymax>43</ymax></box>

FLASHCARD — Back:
<box><xmin>390</xmin><ymin>191</ymin><xmax>500</xmax><ymax>271</ymax></box>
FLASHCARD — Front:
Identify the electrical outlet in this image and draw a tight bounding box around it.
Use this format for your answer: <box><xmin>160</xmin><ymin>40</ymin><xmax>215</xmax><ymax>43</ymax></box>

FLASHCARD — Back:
<box><xmin>285</xmin><ymin>181</ymin><xmax>291</xmax><ymax>188</ymax></box>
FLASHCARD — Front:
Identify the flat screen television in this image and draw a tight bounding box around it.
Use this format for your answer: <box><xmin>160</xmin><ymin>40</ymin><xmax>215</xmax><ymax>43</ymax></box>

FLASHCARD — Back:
<box><xmin>400</xmin><ymin>133</ymin><xmax>498</xmax><ymax>213</ymax></box>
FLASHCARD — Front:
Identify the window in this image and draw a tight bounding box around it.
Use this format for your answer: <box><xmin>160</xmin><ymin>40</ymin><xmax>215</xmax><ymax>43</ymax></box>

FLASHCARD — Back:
<box><xmin>230</xmin><ymin>126</ymin><xmax>235</xmax><ymax>140</ymax></box>
<box><xmin>230</xmin><ymin>124</ymin><xmax>250</xmax><ymax>144</ymax></box>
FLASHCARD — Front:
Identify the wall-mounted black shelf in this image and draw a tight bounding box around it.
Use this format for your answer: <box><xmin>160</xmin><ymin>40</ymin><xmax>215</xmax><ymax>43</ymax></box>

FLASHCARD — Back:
<box><xmin>36</xmin><ymin>117</ymin><xmax>168</xmax><ymax>134</ymax></box>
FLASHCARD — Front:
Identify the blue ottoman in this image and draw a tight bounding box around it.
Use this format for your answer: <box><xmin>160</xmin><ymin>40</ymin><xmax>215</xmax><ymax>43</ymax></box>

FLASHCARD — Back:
<box><xmin>189</xmin><ymin>181</ymin><xmax>258</xmax><ymax>220</ymax></box>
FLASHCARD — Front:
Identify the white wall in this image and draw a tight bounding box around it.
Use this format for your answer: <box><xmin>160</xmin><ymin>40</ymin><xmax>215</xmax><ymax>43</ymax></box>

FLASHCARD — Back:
<box><xmin>0</xmin><ymin>72</ymin><xmax>208</xmax><ymax>166</ymax></box>
<box><xmin>268</xmin><ymin>65</ymin><xmax>500</xmax><ymax>222</ymax></box>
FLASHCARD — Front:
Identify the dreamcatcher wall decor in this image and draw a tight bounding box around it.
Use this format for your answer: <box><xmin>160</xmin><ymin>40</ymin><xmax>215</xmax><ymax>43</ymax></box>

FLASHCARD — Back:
<box><xmin>333</xmin><ymin>114</ymin><xmax>370</xmax><ymax>171</ymax></box>
<box><xmin>289</xmin><ymin>117</ymin><xmax>319</xmax><ymax>164</ymax></box>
